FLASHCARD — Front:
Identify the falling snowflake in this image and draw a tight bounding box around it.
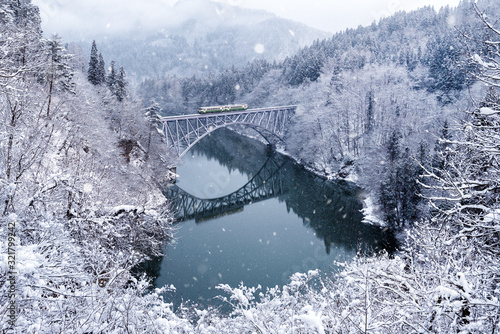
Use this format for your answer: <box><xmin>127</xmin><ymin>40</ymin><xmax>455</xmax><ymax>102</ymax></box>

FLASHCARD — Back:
<box><xmin>254</xmin><ymin>43</ymin><xmax>265</xmax><ymax>54</ymax></box>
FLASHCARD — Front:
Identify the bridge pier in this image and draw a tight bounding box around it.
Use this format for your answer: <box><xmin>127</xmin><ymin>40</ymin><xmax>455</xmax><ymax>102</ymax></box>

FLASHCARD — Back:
<box><xmin>167</xmin><ymin>166</ymin><xmax>178</xmax><ymax>182</ymax></box>
<box><xmin>266</xmin><ymin>143</ymin><xmax>275</xmax><ymax>155</ymax></box>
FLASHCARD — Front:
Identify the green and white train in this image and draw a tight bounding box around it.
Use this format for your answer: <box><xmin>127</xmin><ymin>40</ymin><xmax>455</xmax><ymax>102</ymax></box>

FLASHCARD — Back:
<box><xmin>198</xmin><ymin>104</ymin><xmax>248</xmax><ymax>114</ymax></box>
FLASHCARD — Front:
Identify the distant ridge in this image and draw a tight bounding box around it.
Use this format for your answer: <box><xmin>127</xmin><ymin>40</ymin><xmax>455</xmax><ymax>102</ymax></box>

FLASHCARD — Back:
<box><xmin>55</xmin><ymin>0</ymin><xmax>327</xmax><ymax>82</ymax></box>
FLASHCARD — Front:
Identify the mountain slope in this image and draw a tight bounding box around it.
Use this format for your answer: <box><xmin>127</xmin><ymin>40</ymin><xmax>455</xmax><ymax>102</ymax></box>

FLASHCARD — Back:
<box><xmin>51</xmin><ymin>0</ymin><xmax>327</xmax><ymax>82</ymax></box>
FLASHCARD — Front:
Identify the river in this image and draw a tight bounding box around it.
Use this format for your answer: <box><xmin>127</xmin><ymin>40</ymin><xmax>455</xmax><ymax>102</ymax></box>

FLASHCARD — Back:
<box><xmin>143</xmin><ymin>128</ymin><xmax>397</xmax><ymax>310</ymax></box>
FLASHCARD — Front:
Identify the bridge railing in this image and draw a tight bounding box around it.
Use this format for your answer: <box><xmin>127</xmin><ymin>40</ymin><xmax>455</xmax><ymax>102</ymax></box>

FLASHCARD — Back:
<box><xmin>159</xmin><ymin>105</ymin><xmax>297</xmax><ymax>122</ymax></box>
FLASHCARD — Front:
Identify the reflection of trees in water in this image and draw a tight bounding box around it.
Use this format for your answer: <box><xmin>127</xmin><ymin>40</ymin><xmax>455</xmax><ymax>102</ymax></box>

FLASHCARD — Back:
<box><xmin>132</xmin><ymin>254</ymin><xmax>163</xmax><ymax>284</ymax></box>
<box><xmin>184</xmin><ymin>128</ymin><xmax>398</xmax><ymax>256</ymax></box>
<box><xmin>281</xmin><ymin>164</ymin><xmax>397</xmax><ymax>256</ymax></box>
<box><xmin>142</xmin><ymin>130</ymin><xmax>398</xmax><ymax>286</ymax></box>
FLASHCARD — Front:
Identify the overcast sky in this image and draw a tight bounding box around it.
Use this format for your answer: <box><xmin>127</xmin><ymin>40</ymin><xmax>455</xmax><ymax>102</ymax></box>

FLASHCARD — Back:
<box><xmin>33</xmin><ymin>0</ymin><xmax>461</xmax><ymax>36</ymax></box>
<box><xmin>219</xmin><ymin>0</ymin><xmax>462</xmax><ymax>32</ymax></box>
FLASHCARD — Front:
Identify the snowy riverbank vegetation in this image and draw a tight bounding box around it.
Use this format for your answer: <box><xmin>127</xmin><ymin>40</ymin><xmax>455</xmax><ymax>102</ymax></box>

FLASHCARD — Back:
<box><xmin>1</xmin><ymin>0</ymin><xmax>499</xmax><ymax>332</ymax></box>
<box><xmin>0</xmin><ymin>1</ymin><xmax>177</xmax><ymax>331</ymax></box>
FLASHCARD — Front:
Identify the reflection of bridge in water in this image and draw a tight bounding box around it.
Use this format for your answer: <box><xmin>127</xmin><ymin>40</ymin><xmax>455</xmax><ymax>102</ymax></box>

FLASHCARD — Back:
<box><xmin>164</xmin><ymin>155</ymin><xmax>287</xmax><ymax>222</ymax></box>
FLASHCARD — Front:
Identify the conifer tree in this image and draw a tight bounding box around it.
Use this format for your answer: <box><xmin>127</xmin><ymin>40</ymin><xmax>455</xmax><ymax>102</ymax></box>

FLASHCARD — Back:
<box><xmin>387</xmin><ymin>128</ymin><xmax>401</xmax><ymax>164</ymax></box>
<box><xmin>107</xmin><ymin>60</ymin><xmax>116</xmax><ymax>91</ymax></box>
<box><xmin>87</xmin><ymin>40</ymin><xmax>100</xmax><ymax>85</ymax></box>
<box><xmin>144</xmin><ymin>101</ymin><xmax>162</xmax><ymax>160</ymax></box>
<box><xmin>98</xmin><ymin>53</ymin><xmax>106</xmax><ymax>85</ymax></box>
<box><xmin>115</xmin><ymin>66</ymin><xmax>127</xmax><ymax>102</ymax></box>
<box><xmin>431</xmin><ymin>120</ymin><xmax>452</xmax><ymax>172</ymax></box>
<box><xmin>44</xmin><ymin>34</ymin><xmax>75</xmax><ymax>116</ymax></box>
<box><xmin>380</xmin><ymin>129</ymin><xmax>422</xmax><ymax>226</ymax></box>
<box><xmin>365</xmin><ymin>90</ymin><xmax>375</xmax><ymax>133</ymax></box>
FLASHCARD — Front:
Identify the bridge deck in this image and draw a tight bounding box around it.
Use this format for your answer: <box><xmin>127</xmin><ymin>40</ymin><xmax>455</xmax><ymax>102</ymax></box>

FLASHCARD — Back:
<box><xmin>160</xmin><ymin>105</ymin><xmax>297</xmax><ymax>121</ymax></box>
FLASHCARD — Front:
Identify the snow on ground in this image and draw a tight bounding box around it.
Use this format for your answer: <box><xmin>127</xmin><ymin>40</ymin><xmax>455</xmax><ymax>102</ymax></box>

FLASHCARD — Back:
<box><xmin>359</xmin><ymin>193</ymin><xmax>386</xmax><ymax>227</ymax></box>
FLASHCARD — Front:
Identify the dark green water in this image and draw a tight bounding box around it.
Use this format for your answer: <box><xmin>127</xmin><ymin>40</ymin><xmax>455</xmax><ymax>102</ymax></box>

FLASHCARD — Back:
<box><xmin>145</xmin><ymin>128</ymin><xmax>396</xmax><ymax>309</ymax></box>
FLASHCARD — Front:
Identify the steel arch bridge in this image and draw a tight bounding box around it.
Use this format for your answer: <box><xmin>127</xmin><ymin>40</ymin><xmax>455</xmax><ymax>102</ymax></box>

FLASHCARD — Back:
<box><xmin>164</xmin><ymin>155</ymin><xmax>287</xmax><ymax>222</ymax></box>
<box><xmin>159</xmin><ymin>106</ymin><xmax>296</xmax><ymax>158</ymax></box>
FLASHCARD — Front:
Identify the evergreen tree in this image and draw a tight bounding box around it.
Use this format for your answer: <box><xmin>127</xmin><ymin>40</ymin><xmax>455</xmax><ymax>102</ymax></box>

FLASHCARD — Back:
<box><xmin>87</xmin><ymin>40</ymin><xmax>100</xmax><ymax>85</ymax></box>
<box><xmin>144</xmin><ymin>101</ymin><xmax>162</xmax><ymax>160</ymax></box>
<box><xmin>380</xmin><ymin>129</ymin><xmax>422</xmax><ymax>226</ymax></box>
<box><xmin>145</xmin><ymin>101</ymin><xmax>161</xmax><ymax>125</ymax></box>
<box><xmin>426</xmin><ymin>35</ymin><xmax>467</xmax><ymax>103</ymax></box>
<box><xmin>387</xmin><ymin>128</ymin><xmax>401</xmax><ymax>164</ymax></box>
<box><xmin>365</xmin><ymin>90</ymin><xmax>375</xmax><ymax>133</ymax></box>
<box><xmin>98</xmin><ymin>53</ymin><xmax>106</xmax><ymax>85</ymax></box>
<box><xmin>417</xmin><ymin>140</ymin><xmax>430</xmax><ymax>169</ymax></box>
<box><xmin>479</xmin><ymin>86</ymin><xmax>500</xmax><ymax>109</ymax></box>
<box><xmin>107</xmin><ymin>60</ymin><xmax>117</xmax><ymax>91</ymax></box>
<box><xmin>431</xmin><ymin>120</ymin><xmax>452</xmax><ymax>172</ymax></box>
<box><xmin>44</xmin><ymin>34</ymin><xmax>75</xmax><ymax>116</ymax></box>
<box><xmin>115</xmin><ymin>66</ymin><xmax>127</xmax><ymax>102</ymax></box>
<box><xmin>380</xmin><ymin>148</ymin><xmax>422</xmax><ymax>227</ymax></box>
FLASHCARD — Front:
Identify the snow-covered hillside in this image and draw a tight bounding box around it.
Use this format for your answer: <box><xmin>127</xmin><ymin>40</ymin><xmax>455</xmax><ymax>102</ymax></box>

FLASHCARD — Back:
<box><xmin>40</xmin><ymin>0</ymin><xmax>327</xmax><ymax>82</ymax></box>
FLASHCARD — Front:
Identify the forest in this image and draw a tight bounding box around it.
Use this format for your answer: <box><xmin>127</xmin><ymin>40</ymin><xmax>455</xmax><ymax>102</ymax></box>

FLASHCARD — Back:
<box><xmin>1</xmin><ymin>0</ymin><xmax>499</xmax><ymax>332</ymax></box>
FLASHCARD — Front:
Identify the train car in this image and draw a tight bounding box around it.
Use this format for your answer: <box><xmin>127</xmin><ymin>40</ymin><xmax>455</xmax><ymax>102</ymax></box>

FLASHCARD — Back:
<box><xmin>198</xmin><ymin>104</ymin><xmax>248</xmax><ymax>114</ymax></box>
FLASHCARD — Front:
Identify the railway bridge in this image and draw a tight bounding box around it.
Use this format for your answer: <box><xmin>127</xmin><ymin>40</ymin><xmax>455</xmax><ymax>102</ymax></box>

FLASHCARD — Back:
<box><xmin>159</xmin><ymin>106</ymin><xmax>296</xmax><ymax>158</ymax></box>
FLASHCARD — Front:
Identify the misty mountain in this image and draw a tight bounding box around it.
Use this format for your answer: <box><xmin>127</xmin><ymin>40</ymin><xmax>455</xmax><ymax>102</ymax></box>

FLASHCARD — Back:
<box><xmin>64</xmin><ymin>0</ymin><xmax>327</xmax><ymax>82</ymax></box>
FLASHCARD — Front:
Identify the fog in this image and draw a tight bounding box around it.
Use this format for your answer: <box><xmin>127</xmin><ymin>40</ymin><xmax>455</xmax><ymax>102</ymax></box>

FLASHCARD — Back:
<box><xmin>33</xmin><ymin>0</ymin><xmax>461</xmax><ymax>38</ymax></box>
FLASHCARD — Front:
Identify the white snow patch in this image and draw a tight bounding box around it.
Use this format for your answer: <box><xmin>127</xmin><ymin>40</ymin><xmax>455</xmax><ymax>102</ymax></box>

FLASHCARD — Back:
<box><xmin>232</xmin><ymin>288</ymin><xmax>249</xmax><ymax>307</ymax></box>
<box><xmin>474</xmin><ymin>53</ymin><xmax>496</xmax><ymax>69</ymax></box>
<box><xmin>435</xmin><ymin>285</ymin><xmax>461</xmax><ymax>301</ymax></box>
<box><xmin>480</xmin><ymin>107</ymin><xmax>500</xmax><ymax>116</ymax></box>
<box><xmin>294</xmin><ymin>305</ymin><xmax>325</xmax><ymax>334</ymax></box>
<box><xmin>484</xmin><ymin>209</ymin><xmax>500</xmax><ymax>224</ymax></box>
<box><xmin>360</xmin><ymin>195</ymin><xmax>386</xmax><ymax>226</ymax></box>
<box><xmin>83</xmin><ymin>183</ymin><xmax>93</xmax><ymax>193</ymax></box>
<box><xmin>456</xmin><ymin>272</ymin><xmax>473</xmax><ymax>294</ymax></box>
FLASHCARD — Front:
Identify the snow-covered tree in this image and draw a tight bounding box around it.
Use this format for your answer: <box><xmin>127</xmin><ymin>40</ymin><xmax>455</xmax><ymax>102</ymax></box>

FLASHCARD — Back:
<box><xmin>98</xmin><ymin>53</ymin><xmax>106</xmax><ymax>85</ymax></box>
<box><xmin>115</xmin><ymin>66</ymin><xmax>127</xmax><ymax>102</ymax></box>
<box><xmin>107</xmin><ymin>60</ymin><xmax>117</xmax><ymax>90</ymax></box>
<box><xmin>87</xmin><ymin>40</ymin><xmax>100</xmax><ymax>85</ymax></box>
<box><xmin>43</xmin><ymin>34</ymin><xmax>75</xmax><ymax>116</ymax></box>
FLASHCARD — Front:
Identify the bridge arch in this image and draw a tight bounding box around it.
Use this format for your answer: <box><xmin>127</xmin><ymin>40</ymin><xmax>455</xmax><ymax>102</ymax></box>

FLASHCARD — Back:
<box><xmin>159</xmin><ymin>106</ymin><xmax>296</xmax><ymax>158</ymax></box>
<box><xmin>177</xmin><ymin>122</ymin><xmax>285</xmax><ymax>158</ymax></box>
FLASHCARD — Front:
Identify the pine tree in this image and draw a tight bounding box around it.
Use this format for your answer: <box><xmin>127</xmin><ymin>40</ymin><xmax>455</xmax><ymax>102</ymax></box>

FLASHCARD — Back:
<box><xmin>427</xmin><ymin>35</ymin><xmax>467</xmax><ymax>104</ymax></box>
<box><xmin>431</xmin><ymin>120</ymin><xmax>452</xmax><ymax>172</ymax></box>
<box><xmin>107</xmin><ymin>60</ymin><xmax>116</xmax><ymax>91</ymax></box>
<box><xmin>365</xmin><ymin>90</ymin><xmax>375</xmax><ymax>133</ymax></box>
<box><xmin>87</xmin><ymin>40</ymin><xmax>100</xmax><ymax>85</ymax></box>
<box><xmin>44</xmin><ymin>34</ymin><xmax>75</xmax><ymax>116</ymax></box>
<box><xmin>380</xmin><ymin>148</ymin><xmax>422</xmax><ymax>227</ymax></box>
<box><xmin>115</xmin><ymin>67</ymin><xmax>127</xmax><ymax>102</ymax></box>
<box><xmin>144</xmin><ymin>101</ymin><xmax>162</xmax><ymax>160</ymax></box>
<box><xmin>98</xmin><ymin>53</ymin><xmax>106</xmax><ymax>85</ymax></box>
<box><xmin>387</xmin><ymin>128</ymin><xmax>401</xmax><ymax>163</ymax></box>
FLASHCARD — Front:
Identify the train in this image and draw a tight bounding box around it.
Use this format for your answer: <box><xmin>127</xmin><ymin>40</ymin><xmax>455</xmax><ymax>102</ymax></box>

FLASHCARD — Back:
<box><xmin>198</xmin><ymin>104</ymin><xmax>248</xmax><ymax>114</ymax></box>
